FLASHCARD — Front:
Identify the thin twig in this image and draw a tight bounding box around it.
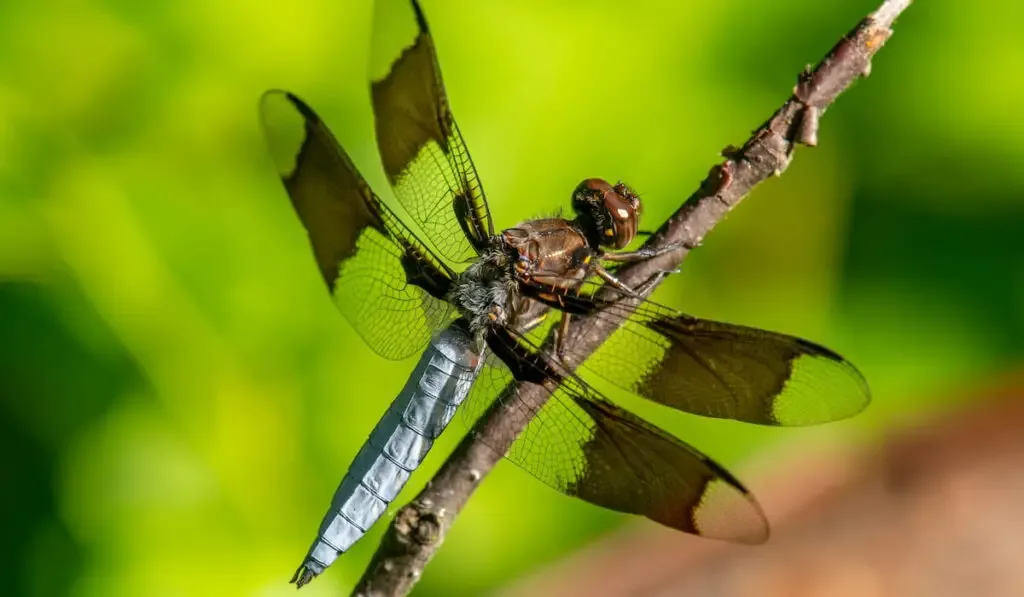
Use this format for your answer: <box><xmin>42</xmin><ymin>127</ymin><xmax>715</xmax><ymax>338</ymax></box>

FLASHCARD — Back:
<box><xmin>352</xmin><ymin>1</ymin><xmax>911</xmax><ymax>595</ymax></box>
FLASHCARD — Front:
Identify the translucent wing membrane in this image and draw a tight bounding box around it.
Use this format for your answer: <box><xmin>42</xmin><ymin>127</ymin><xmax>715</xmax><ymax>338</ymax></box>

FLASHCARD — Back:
<box><xmin>526</xmin><ymin>278</ymin><xmax>871</xmax><ymax>426</ymax></box>
<box><xmin>370</xmin><ymin>0</ymin><xmax>493</xmax><ymax>264</ymax></box>
<box><xmin>260</xmin><ymin>90</ymin><xmax>456</xmax><ymax>360</ymax></box>
<box><xmin>457</xmin><ymin>327</ymin><xmax>770</xmax><ymax>544</ymax></box>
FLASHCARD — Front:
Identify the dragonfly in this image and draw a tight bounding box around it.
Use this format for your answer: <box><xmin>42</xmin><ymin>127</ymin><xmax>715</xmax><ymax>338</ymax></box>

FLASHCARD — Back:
<box><xmin>259</xmin><ymin>0</ymin><xmax>871</xmax><ymax>588</ymax></box>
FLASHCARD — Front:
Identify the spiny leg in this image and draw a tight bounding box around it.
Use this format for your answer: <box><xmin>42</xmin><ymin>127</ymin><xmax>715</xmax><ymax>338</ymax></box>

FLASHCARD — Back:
<box><xmin>594</xmin><ymin>262</ymin><xmax>679</xmax><ymax>306</ymax></box>
<box><xmin>632</xmin><ymin>269</ymin><xmax>677</xmax><ymax>296</ymax></box>
<box><xmin>553</xmin><ymin>312</ymin><xmax>572</xmax><ymax>361</ymax></box>
<box><xmin>602</xmin><ymin>240</ymin><xmax>688</xmax><ymax>263</ymax></box>
<box><xmin>598</xmin><ymin>237</ymin><xmax>686</xmax><ymax>298</ymax></box>
<box><xmin>511</xmin><ymin>294</ymin><xmax>552</xmax><ymax>335</ymax></box>
<box><xmin>517</xmin><ymin>310</ymin><xmax>548</xmax><ymax>334</ymax></box>
<box><xmin>594</xmin><ymin>266</ymin><xmax>643</xmax><ymax>298</ymax></box>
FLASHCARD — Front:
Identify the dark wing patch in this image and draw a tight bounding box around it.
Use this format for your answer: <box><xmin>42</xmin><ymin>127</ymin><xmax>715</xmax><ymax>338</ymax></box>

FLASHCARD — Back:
<box><xmin>260</xmin><ymin>90</ymin><xmax>456</xmax><ymax>360</ymax></box>
<box><xmin>454</xmin><ymin>327</ymin><xmax>769</xmax><ymax>543</ymax></box>
<box><xmin>369</xmin><ymin>0</ymin><xmax>493</xmax><ymax>263</ymax></box>
<box><xmin>637</xmin><ymin>313</ymin><xmax>865</xmax><ymax>425</ymax></box>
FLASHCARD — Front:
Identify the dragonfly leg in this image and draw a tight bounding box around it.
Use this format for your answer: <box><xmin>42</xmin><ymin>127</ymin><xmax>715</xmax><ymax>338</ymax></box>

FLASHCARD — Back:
<box><xmin>595</xmin><ymin>264</ymin><xmax>679</xmax><ymax>303</ymax></box>
<box><xmin>553</xmin><ymin>312</ymin><xmax>572</xmax><ymax>360</ymax></box>
<box><xmin>516</xmin><ymin>309</ymin><xmax>548</xmax><ymax>334</ymax></box>
<box><xmin>632</xmin><ymin>269</ymin><xmax>677</xmax><ymax>296</ymax></box>
<box><xmin>595</xmin><ymin>266</ymin><xmax>645</xmax><ymax>298</ymax></box>
<box><xmin>556</xmin><ymin>312</ymin><xmax>572</xmax><ymax>359</ymax></box>
<box><xmin>602</xmin><ymin>241</ymin><xmax>686</xmax><ymax>263</ymax></box>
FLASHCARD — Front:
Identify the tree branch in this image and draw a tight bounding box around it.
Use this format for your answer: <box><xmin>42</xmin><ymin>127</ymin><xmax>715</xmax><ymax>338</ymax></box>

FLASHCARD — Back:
<box><xmin>352</xmin><ymin>1</ymin><xmax>911</xmax><ymax>595</ymax></box>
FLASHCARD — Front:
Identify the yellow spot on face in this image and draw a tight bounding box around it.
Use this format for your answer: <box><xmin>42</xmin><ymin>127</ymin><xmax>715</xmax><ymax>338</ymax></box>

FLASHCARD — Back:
<box><xmin>604</xmin><ymin>228</ymin><xmax>614</xmax><ymax>237</ymax></box>
<box><xmin>488</xmin><ymin>312</ymin><xmax>498</xmax><ymax>321</ymax></box>
<box><xmin>583</xmin><ymin>255</ymin><xmax>591</xmax><ymax>264</ymax></box>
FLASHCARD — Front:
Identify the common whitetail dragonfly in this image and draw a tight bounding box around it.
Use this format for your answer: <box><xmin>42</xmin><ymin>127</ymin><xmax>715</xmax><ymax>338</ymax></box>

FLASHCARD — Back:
<box><xmin>260</xmin><ymin>0</ymin><xmax>870</xmax><ymax>588</ymax></box>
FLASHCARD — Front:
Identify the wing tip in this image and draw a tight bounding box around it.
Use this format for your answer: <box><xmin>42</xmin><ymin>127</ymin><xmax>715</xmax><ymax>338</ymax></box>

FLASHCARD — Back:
<box><xmin>779</xmin><ymin>347</ymin><xmax>874</xmax><ymax>425</ymax></box>
<box><xmin>691</xmin><ymin>476</ymin><xmax>771</xmax><ymax>545</ymax></box>
<box><xmin>258</xmin><ymin>89</ymin><xmax>284</xmax><ymax>125</ymax></box>
<box><xmin>737</xmin><ymin>486</ymin><xmax>771</xmax><ymax>545</ymax></box>
<box><xmin>285</xmin><ymin>91</ymin><xmax>320</xmax><ymax>124</ymax></box>
<box><xmin>410</xmin><ymin>0</ymin><xmax>429</xmax><ymax>34</ymax></box>
<box><xmin>259</xmin><ymin>89</ymin><xmax>320</xmax><ymax>123</ymax></box>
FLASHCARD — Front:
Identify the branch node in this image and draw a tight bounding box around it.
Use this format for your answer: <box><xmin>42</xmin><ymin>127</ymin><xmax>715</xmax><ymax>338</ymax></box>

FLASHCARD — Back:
<box><xmin>795</xmin><ymin>105</ymin><xmax>821</xmax><ymax>147</ymax></box>
<box><xmin>705</xmin><ymin>162</ymin><xmax>734</xmax><ymax>196</ymax></box>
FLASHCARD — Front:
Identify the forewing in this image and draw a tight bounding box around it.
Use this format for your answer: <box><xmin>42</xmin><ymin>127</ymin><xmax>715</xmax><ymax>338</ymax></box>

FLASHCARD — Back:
<box><xmin>260</xmin><ymin>90</ymin><xmax>456</xmax><ymax>360</ymax></box>
<box><xmin>369</xmin><ymin>0</ymin><xmax>493</xmax><ymax>264</ymax></box>
<box><xmin>457</xmin><ymin>327</ymin><xmax>769</xmax><ymax>543</ymax></box>
<box><xmin>558</xmin><ymin>289</ymin><xmax>871</xmax><ymax>426</ymax></box>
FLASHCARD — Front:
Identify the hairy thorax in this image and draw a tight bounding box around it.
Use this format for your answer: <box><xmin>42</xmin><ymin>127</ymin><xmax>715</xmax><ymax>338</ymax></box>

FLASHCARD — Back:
<box><xmin>448</xmin><ymin>244</ymin><xmax>518</xmax><ymax>335</ymax></box>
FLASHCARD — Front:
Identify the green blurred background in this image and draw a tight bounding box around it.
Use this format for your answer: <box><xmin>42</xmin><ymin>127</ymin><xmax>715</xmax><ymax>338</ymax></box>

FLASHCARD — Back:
<box><xmin>1</xmin><ymin>0</ymin><xmax>1022</xmax><ymax>595</ymax></box>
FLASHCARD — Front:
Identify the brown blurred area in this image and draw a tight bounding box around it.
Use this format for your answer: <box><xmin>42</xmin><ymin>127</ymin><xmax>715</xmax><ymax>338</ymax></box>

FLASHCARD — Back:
<box><xmin>499</xmin><ymin>369</ymin><xmax>1024</xmax><ymax>597</ymax></box>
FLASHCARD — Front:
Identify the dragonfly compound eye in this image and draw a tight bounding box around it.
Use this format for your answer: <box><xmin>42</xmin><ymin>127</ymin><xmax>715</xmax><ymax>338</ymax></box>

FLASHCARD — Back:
<box><xmin>572</xmin><ymin>178</ymin><xmax>628</xmax><ymax>249</ymax></box>
<box><xmin>602</xmin><ymin>183</ymin><xmax>640</xmax><ymax>250</ymax></box>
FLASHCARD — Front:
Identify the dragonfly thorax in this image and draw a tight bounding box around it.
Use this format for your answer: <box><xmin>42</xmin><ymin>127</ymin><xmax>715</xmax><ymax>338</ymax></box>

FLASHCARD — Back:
<box><xmin>448</xmin><ymin>244</ymin><xmax>520</xmax><ymax>336</ymax></box>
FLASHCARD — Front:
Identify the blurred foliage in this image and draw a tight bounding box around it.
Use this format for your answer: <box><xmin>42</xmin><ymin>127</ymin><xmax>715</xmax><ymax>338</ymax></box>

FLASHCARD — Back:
<box><xmin>1</xmin><ymin>0</ymin><xmax>1022</xmax><ymax>595</ymax></box>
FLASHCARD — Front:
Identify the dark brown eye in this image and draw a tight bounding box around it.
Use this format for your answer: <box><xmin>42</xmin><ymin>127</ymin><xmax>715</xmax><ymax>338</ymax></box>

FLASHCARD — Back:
<box><xmin>602</xmin><ymin>186</ymin><xmax>639</xmax><ymax>249</ymax></box>
<box><xmin>572</xmin><ymin>178</ymin><xmax>640</xmax><ymax>249</ymax></box>
<box><xmin>579</xmin><ymin>178</ymin><xmax>613</xmax><ymax>197</ymax></box>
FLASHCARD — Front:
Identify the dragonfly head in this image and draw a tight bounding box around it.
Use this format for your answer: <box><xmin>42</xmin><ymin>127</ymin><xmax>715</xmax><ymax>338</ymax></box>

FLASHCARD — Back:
<box><xmin>572</xmin><ymin>178</ymin><xmax>641</xmax><ymax>250</ymax></box>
